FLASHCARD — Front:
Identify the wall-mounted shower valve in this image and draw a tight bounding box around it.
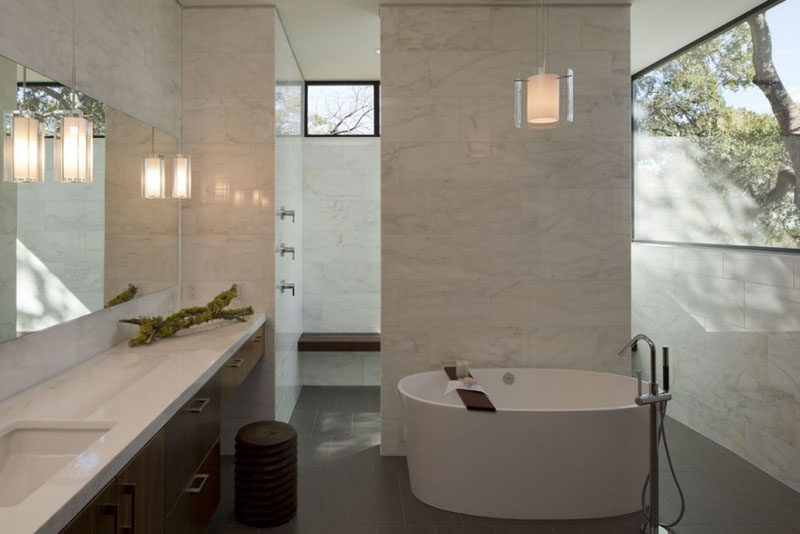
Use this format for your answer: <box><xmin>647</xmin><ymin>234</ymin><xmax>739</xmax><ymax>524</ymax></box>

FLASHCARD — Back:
<box><xmin>278</xmin><ymin>281</ymin><xmax>295</xmax><ymax>296</ymax></box>
<box><xmin>279</xmin><ymin>243</ymin><xmax>296</xmax><ymax>260</ymax></box>
<box><xmin>278</xmin><ymin>207</ymin><xmax>295</xmax><ymax>223</ymax></box>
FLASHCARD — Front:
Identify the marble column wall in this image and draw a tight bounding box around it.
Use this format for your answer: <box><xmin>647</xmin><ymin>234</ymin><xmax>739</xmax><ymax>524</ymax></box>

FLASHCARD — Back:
<box><xmin>182</xmin><ymin>6</ymin><xmax>278</xmax><ymax>453</ymax></box>
<box><xmin>380</xmin><ymin>5</ymin><xmax>631</xmax><ymax>454</ymax></box>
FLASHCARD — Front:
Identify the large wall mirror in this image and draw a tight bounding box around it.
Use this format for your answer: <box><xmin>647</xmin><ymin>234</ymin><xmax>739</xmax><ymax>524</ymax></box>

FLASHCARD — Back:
<box><xmin>0</xmin><ymin>55</ymin><xmax>179</xmax><ymax>344</ymax></box>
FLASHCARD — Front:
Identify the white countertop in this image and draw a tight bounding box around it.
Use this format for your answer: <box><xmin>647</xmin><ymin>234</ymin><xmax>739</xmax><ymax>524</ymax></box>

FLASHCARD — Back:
<box><xmin>0</xmin><ymin>314</ymin><xmax>266</xmax><ymax>534</ymax></box>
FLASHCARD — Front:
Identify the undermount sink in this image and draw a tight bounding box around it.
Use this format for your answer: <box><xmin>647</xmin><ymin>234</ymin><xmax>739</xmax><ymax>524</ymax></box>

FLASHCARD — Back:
<box><xmin>0</xmin><ymin>420</ymin><xmax>115</xmax><ymax>507</ymax></box>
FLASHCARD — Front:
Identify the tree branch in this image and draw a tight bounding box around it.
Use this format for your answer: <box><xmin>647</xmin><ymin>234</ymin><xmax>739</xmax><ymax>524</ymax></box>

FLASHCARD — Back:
<box><xmin>748</xmin><ymin>13</ymin><xmax>800</xmax><ymax>209</ymax></box>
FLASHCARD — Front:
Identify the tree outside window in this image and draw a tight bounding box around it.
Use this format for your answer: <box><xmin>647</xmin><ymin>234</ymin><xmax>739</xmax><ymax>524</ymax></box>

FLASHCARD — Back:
<box><xmin>633</xmin><ymin>0</ymin><xmax>800</xmax><ymax>248</ymax></box>
<box><xmin>305</xmin><ymin>83</ymin><xmax>378</xmax><ymax>136</ymax></box>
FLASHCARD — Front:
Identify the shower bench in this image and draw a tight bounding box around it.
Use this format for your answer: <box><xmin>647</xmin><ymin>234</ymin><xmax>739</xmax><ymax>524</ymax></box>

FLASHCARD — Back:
<box><xmin>297</xmin><ymin>332</ymin><xmax>381</xmax><ymax>352</ymax></box>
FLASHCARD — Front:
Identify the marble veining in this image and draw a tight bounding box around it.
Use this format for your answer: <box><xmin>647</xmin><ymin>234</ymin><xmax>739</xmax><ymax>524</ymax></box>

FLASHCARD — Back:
<box><xmin>380</xmin><ymin>5</ymin><xmax>632</xmax><ymax>455</ymax></box>
<box><xmin>633</xmin><ymin>242</ymin><xmax>800</xmax><ymax>491</ymax></box>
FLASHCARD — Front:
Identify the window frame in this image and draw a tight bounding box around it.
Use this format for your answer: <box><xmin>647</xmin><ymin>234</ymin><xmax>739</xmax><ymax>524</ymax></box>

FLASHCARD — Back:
<box><xmin>630</xmin><ymin>0</ymin><xmax>800</xmax><ymax>254</ymax></box>
<box><xmin>303</xmin><ymin>80</ymin><xmax>380</xmax><ymax>138</ymax></box>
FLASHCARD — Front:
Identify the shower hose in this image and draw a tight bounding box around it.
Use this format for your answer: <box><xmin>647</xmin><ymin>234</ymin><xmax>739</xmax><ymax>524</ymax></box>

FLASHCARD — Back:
<box><xmin>641</xmin><ymin>402</ymin><xmax>686</xmax><ymax>528</ymax></box>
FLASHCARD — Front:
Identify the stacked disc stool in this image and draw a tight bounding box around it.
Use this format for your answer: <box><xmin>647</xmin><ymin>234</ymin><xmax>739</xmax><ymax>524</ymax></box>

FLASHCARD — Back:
<box><xmin>234</xmin><ymin>421</ymin><xmax>297</xmax><ymax>527</ymax></box>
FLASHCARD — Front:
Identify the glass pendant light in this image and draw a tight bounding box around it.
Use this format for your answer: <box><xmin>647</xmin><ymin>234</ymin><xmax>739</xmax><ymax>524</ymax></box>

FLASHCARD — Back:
<box><xmin>171</xmin><ymin>153</ymin><xmax>191</xmax><ymax>199</ymax></box>
<box><xmin>3</xmin><ymin>67</ymin><xmax>45</xmax><ymax>183</ymax></box>
<box><xmin>514</xmin><ymin>1</ymin><xmax>574</xmax><ymax>129</ymax></box>
<box><xmin>142</xmin><ymin>127</ymin><xmax>165</xmax><ymax>199</ymax></box>
<box><xmin>54</xmin><ymin>64</ymin><xmax>94</xmax><ymax>184</ymax></box>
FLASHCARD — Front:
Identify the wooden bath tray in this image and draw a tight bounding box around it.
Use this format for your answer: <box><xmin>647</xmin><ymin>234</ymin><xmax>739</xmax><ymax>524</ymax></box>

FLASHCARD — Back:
<box><xmin>443</xmin><ymin>367</ymin><xmax>496</xmax><ymax>412</ymax></box>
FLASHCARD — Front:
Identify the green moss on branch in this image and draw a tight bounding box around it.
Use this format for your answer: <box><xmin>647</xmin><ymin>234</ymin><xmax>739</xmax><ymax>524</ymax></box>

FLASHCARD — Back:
<box><xmin>106</xmin><ymin>284</ymin><xmax>138</xmax><ymax>308</ymax></box>
<box><xmin>120</xmin><ymin>284</ymin><xmax>254</xmax><ymax>347</ymax></box>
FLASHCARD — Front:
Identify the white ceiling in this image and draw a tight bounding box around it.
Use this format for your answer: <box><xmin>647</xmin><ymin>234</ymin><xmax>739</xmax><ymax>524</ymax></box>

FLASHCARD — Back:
<box><xmin>180</xmin><ymin>0</ymin><xmax>766</xmax><ymax>80</ymax></box>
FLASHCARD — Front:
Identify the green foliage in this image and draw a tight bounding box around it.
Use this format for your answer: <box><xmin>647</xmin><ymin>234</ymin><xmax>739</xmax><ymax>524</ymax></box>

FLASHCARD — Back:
<box><xmin>17</xmin><ymin>85</ymin><xmax>106</xmax><ymax>136</ymax></box>
<box><xmin>634</xmin><ymin>22</ymin><xmax>799</xmax><ymax>246</ymax></box>
<box><xmin>106</xmin><ymin>284</ymin><xmax>138</xmax><ymax>308</ymax></box>
<box><xmin>122</xmin><ymin>285</ymin><xmax>254</xmax><ymax>347</ymax></box>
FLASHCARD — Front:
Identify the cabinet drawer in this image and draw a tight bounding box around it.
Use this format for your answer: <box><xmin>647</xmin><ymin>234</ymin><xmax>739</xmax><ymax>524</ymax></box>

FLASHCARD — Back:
<box><xmin>221</xmin><ymin>328</ymin><xmax>265</xmax><ymax>405</ymax></box>
<box><xmin>164</xmin><ymin>439</ymin><xmax>221</xmax><ymax>534</ymax></box>
<box><xmin>164</xmin><ymin>371</ymin><xmax>221</xmax><ymax>511</ymax></box>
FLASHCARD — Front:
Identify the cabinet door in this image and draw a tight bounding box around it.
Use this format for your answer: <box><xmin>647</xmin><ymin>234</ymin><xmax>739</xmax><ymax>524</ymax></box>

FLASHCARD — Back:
<box><xmin>165</xmin><ymin>371</ymin><xmax>221</xmax><ymax>511</ymax></box>
<box><xmin>164</xmin><ymin>439</ymin><xmax>221</xmax><ymax>534</ymax></box>
<box><xmin>118</xmin><ymin>429</ymin><xmax>165</xmax><ymax>533</ymax></box>
<box><xmin>60</xmin><ymin>480</ymin><xmax>121</xmax><ymax>534</ymax></box>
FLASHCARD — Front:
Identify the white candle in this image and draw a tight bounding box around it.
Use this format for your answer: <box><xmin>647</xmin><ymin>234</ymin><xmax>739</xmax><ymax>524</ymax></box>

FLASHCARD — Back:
<box><xmin>455</xmin><ymin>360</ymin><xmax>470</xmax><ymax>379</ymax></box>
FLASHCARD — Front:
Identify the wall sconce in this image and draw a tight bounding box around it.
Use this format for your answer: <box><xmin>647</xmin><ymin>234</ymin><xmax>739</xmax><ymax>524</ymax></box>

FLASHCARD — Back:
<box><xmin>142</xmin><ymin>154</ymin><xmax>165</xmax><ymax>199</ymax></box>
<box><xmin>172</xmin><ymin>154</ymin><xmax>191</xmax><ymax>199</ymax></box>
<box><xmin>54</xmin><ymin>110</ymin><xmax>93</xmax><ymax>183</ymax></box>
<box><xmin>3</xmin><ymin>110</ymin><xmax>45</xmax><ymax>183</ymax></box>
<box><xmin>3</xmin><ymin>67</ymin><xmax>44</xmax><ymax>183</ymax></box>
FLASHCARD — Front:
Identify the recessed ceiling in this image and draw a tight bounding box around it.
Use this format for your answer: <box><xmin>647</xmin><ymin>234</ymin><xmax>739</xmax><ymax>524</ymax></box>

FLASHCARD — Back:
<box><xmin>180</xmin><ymin>0</ymin><xmax>767</xmax><ymax>80</ymax></box>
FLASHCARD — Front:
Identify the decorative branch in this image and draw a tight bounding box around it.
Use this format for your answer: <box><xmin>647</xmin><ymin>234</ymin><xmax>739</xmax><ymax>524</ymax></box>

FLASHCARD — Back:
<box><xmin>120</xmin><ymin>284</ymin><xmax>254</xmax><ymax>347</ymax></box>
<box><xmin>106</xmin><ymin>284</ymin><xmax>138</xmax><ymax>308</ymax></box>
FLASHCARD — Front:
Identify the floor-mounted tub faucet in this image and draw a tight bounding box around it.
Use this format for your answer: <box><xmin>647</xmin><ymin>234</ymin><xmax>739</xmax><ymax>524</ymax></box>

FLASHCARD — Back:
<box><xmin>618</xmin><ymin>334</ymin><xmax>672</xmax><ymax>534</ymax></box>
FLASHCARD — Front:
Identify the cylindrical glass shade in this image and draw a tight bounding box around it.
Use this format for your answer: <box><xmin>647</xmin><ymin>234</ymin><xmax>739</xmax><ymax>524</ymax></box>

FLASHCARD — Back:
<box><xmin>526</xmin><ymin>69</ymin><xmax>560</xmax><ymax>124</ymax></box>
<box><xmin>3</xmin><ymin>111</ymin><xmax>45</xmax><ymax>183</ymax></box>
<box><xmin>513</xmin><ymin>79</ymin><xmax>526</xmax><ymax>129</ymax></box>
<box><xmin>172</xmin><ymin>154</ymin><xmax>191</xmax><ymax>199</ymax></box>
<box><xmin>142</xmin><ymin>154</ymin><xmax>165</xmax><ymax>199</ymax></box>
<box><xmin>54</xmin><ymin>111</ymin><xmax>94</xmax><ymax>183</ymax></box>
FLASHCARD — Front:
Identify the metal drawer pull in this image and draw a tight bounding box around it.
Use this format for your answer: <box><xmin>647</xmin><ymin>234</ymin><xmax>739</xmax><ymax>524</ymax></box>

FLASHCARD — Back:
<box><xmin>185</xmin><ymin>473</ymin><xmax>210</xmax><ymax>494</ymax></box>
<box><xmin>122</xmin><ymin>483</ymin><xmax>136</xmax><ymax>534</ymax></box>
<box><xmin>251</xmin><ymin>336</ymin><xmax>263</xmax><ymax>343</ymax></box>
<box><xmin>185</xmin><ymin>397</ymin><xmax>210</xmax><ymax>413</ymax></box>
<box><xmin>227</xmin><ymin>357</ymin><xmax>245</xmax><ymax>368</ymax></box>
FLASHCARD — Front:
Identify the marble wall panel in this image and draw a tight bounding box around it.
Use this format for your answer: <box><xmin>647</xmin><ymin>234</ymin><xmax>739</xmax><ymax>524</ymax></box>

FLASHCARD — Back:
<box><xmin>183</xmin><ymin>7</ymin><xmax>280</xmax><ymax>446</ymax></box>
<box><xmin>381</xmin><ymin>5</ymin><xmax>631</xmax><ymax>454</ymax></box>
<box><xmin>303</xmin><ymin>138</ymin><xmax>380</xmax><ymax>336</ymax></box>
<box><xmin>633</xmin><ymin>242</ymin><xmax>800</xmax><ymax>492</ymax></box>
<box><xmin>0</xmin><ymin>0</ymin><xmax>181</xmax><ymax>136</ymax></box>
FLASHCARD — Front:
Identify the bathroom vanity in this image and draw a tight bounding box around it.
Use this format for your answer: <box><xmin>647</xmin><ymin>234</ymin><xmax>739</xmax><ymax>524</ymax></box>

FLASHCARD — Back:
<box><xmin>0</xmin><ymin>315</ymin><xmax>266</xmax><ymax>533</ymax></box>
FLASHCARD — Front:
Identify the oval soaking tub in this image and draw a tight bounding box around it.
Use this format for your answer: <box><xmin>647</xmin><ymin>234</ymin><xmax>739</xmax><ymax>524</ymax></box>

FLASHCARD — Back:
<box><xmin>398</xmin><ymin>368</ymin><xmax>649</xmax><ymax>520</ymax></box>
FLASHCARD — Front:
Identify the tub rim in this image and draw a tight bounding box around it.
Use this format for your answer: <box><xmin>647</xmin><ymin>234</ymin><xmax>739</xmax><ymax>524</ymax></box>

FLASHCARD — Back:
<box><xmin>397</xmin><ymin>367</ymin><xmax>643</xmax><ymax>413</ymax></box>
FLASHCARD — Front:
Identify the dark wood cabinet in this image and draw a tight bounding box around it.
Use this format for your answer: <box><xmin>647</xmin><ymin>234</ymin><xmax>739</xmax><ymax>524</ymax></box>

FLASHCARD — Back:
<box><xmin>118</xmin><ymin>429</ymin><xmax>166</xmax><ymax>533</ymax></box>
<box><xmin>60</xmin><ymin>325</ymin><xmax>263</xmax><ymax>534</ymax></box>
<box><xmin>221</xmin><ymin>328</ymin><xmax>265</xmax><ymax>404</ymax></box>
<box><xmin>164</xmin><ymin>440</ymin><xmax>221</xmax><ymax>534</ymax></box>
<box><xmin>61</xmin><ymin>431</ymin><xmax>165</xmax><ymax>534</ymax></box>
<box><xmin>164</xmin><ymin>371</ymin><xmax>221</xmax><ymax>510</ymax></box>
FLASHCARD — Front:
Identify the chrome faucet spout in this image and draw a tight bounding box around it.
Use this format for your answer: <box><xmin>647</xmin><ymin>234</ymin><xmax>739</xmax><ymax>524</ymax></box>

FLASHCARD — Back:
<box><xmin>618</xmin><ymin>334</ymin><xmax>657</xmax><ymax>395</ymax></box>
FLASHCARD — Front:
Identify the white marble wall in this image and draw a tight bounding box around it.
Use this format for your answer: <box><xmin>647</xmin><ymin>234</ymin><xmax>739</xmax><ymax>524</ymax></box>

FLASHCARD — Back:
<box><xmin>302</xmin><ymin>352</ymin><xmax>380</xmax><ymax>386</ymax></box>
<box><xmin>302</xmin><ymin>137</ymin><xmax>380</xmax><ymax>385</ymax></box>
<box><xmin>303</xmin><ymin>137</ymin><xmax>381</xmax><ymax>333</ymax></box>
<box><xmin>632</xmin><ymin>242</ymin><xmax>800</xmax><ymax>491</ymax></box>
<box><xmin>380</xmin><ymin>5</ymin><xmax>631</xmax><ymax>454</ymax></box>
<box><xmin>0</xmin><ymin>57</ymin><xmax>16</xmax><ymax>342</ymax></box>
<box><xmin>182</xmin><ymin>6</ymin><xmax>278</xmax><ymax>454</ymax></box>
<box><xmin>0</xmin><ymin>0</ymin><xmax>181</xmax><ymax>137</ymax></box>
<box><xmin>104</xmin><ymin>108</ymin><xmax>179</xmax><ymax>303</ymax></box>
<box><xmin>274</xmin><ymin>16</ymin><xmax>303</xmax><ymax>424</ymax></box>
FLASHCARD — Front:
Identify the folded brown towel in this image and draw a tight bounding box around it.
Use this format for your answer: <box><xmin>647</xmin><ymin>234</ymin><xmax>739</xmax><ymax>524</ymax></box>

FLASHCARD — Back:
<box><xmin>443</xmin><ymin>366</ymin><xmax>496</xmax><ymax>412</ymax></box>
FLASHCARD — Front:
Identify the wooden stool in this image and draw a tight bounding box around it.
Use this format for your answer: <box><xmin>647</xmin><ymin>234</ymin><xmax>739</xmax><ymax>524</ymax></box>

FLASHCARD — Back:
<box><xmin>234</xmin><ymin>421</ymin><xmax>297</xmax><ymax>527</ymax></box>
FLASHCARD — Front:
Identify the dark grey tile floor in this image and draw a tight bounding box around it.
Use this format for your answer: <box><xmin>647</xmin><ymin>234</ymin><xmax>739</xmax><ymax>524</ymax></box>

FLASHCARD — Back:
<box><xmin>208</xmin><ymin>386</ymin><xmax>800</xmax><ymax>534</ymax></box>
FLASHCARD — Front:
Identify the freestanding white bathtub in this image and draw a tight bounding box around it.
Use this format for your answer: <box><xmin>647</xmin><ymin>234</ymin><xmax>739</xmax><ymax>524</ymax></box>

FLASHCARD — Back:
<box><xmin>398</xmin><ymin>368</ymin><xmax>649</xmax><ymax>519</ymax></box>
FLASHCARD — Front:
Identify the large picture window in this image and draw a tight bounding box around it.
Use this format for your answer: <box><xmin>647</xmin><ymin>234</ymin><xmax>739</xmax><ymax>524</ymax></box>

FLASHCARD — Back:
<box><xmin>304</xmin><ymin>82</ymin><xmax>379</xmax><ymax>137</ymax></box>
<box><xmin>633</xmin><ymin>0</ymin><xmax>800</xmax><ymax>249</ymax></box>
